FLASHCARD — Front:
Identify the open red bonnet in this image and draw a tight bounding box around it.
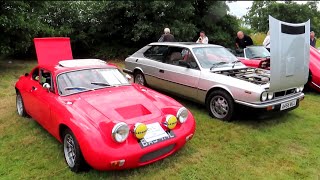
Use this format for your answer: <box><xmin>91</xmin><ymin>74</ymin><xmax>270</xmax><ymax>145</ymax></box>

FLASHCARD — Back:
<box><xmin>34</xmin><ymin>37</ymin><xmax>73</xmax><ymax>66</ymax></box>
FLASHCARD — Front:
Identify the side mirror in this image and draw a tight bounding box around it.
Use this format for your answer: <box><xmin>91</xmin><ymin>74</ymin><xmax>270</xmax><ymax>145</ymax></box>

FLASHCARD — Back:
<box><xmin>25</xmin><ymin>73</ymin><xmax>29</xmax><ymax>77</ymax></box>
<box><xmin>42</xmin><ymin>83</ymin><xmax>51</xmax><ymax>92</ymax></box>
<box><xmin>178</xmin><ymin>60</ymin><xmax>191</xmax><ymax>68</ymax></box>
<box><xmin>125</xmin><ymin>74</ymin><xmax>132</xmax><ymax>81</ymax></box>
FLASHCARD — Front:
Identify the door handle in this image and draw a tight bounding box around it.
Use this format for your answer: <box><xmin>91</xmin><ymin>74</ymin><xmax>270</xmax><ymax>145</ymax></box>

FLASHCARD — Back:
<box><xmin>31</xmin><ymin>86</ymin><xmax>37</xmax><ymax>91</ymax></box>
<box><xmin>159</xmin><ymin>69</ymin><xmax>164</xmax><ymax>73</ymax></box>
<box><xmin>136</xmin><ymin>59</ymin><xmax>139</xmax><ymax>62</ymax></box>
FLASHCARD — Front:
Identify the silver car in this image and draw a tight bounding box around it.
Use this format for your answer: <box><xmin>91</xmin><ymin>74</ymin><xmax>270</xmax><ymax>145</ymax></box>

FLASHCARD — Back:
<box><xmin>124</xmin><ymin>42</ymin><xmax>305</xmax><ymax>121</ymax></box>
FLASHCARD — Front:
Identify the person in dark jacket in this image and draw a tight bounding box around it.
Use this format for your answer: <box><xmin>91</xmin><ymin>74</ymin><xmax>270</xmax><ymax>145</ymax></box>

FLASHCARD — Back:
<box><xmin>158</xmin><ymin>28</ymin><xmax>175</xmax><ymax>42</ymax></box>
<box><xmin>235</xmin><ymin>31</ymin><xmax>253</xmax><ymax>49</ymax></box>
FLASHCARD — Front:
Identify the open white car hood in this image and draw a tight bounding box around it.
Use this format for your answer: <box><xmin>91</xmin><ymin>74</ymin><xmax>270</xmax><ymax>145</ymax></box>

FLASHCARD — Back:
<box><xmin>269</xmin><ymin>16</ymin><xmax>310</xmax><ymax>91</ymax></box>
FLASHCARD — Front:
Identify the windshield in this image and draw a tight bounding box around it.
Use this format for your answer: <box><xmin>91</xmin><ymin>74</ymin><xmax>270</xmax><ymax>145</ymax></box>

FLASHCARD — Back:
<box><xmin>192</xmin><ymin>47</ymin><xmax>240</xmax><ymax>69</ymax></box>
<box><xmin>245</xmin><ymin>46</ymin><xmax>270</xmax><ymax>59</ymax></box>
<box><xmin>57</xmin><ymin>68</ymin><xmax>130</xmax><ymax>96</ymax></box>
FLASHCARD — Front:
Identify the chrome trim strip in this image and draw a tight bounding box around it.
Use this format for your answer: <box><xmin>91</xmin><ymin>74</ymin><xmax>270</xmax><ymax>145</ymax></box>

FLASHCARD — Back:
<box><xmin>311</xmin><ymin>81</ymin><xmax>320</xmax><ymax>89</ymax></box>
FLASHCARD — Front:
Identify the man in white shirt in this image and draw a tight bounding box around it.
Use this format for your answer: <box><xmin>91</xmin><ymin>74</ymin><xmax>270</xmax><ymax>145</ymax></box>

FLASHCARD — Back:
<box><xmin>263</xmin><ymin>30</ymin><xmax>270</xmax><ymax>52</ymax></box>
<box><xmin>196</xmin><ymin>31</ymin><xmax>209</xmax><ymax>44</ymax></box>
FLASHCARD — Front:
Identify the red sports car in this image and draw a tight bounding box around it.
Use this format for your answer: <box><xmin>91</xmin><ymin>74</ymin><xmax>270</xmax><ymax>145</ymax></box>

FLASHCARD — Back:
<box><xmin>234</xmin><ymin>46</ymin><xmax>270</xmax><ymax>69</ymax></box>
<box><xmin>15</xmin><ymin>37</ymin><xmax>196</xmax><ymax>172</ymax></box>
<box><xmin>236</xmin><ymin>46</ymin><xmax>320</xmax><ymax>92</ymax></box>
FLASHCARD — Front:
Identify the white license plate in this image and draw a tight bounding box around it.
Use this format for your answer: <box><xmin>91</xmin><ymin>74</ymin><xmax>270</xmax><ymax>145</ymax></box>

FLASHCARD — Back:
<box><xmin>143</xmin><ymin>122</ymin><xmax>169</xmax><ymax>143</ymax></box>
<box><xmin>280</xmin><ymin>100</ymin><xmax>297</xmax><ymax>111</ymax></box>
<box><xmin>139</xmin><ymin>122</ymin><xmax>175</xmax><ymax>148</ymax></box>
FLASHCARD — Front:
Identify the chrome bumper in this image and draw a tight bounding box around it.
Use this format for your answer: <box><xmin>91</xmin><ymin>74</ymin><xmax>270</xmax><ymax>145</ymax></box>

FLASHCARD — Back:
<box><xmin>235</xmin><ymin>93</ymin><xmax>304</xmax><ymax>108</ymax></box>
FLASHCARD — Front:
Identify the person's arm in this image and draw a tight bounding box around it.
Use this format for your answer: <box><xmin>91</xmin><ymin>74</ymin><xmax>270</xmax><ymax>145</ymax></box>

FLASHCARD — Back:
<box><xmin>235</xmin><ymin>38</ymin><xmax>239</xmax><ymax>48</ymax></box>
<box><xmin>263</xmin><ymin>36</ymin><xmax>269</xmax><ymax>47</ymax></box>
<box><xmin>196</xmin><ymin>37</ymin><xmax>200</xmax><ymax>43</ymax></box>
<box><xmin>203</xmin><ymin>37</ymin><xmax>209</xmax><ymax>44</ymax></box>
<box><xmin>248</xmin><ymin>36</ymin><xmax>254</xmax><ymax>46</ymax></box>
<box><xmin>158</xmin><ymin>35</ymin><xmax>164</xmax><ymax>42</ymax></box>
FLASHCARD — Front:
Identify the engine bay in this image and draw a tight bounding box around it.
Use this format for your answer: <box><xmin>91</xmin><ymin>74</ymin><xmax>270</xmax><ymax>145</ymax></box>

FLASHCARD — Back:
<box><xmin>214</xmin><ymin>68</ymin><xmax>270</xmax><ymax>85</ymax></box>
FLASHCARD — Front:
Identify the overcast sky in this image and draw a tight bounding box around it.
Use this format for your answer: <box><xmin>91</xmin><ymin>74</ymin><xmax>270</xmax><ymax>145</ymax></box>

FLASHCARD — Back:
<box><xmin>227</xmin><ymin>1</ymin><xmax>318</xmax><ymax>18</ymax></box>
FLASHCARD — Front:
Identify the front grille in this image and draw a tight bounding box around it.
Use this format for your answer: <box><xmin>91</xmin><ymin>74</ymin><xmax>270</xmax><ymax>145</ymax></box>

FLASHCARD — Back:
<box><xmin>139</xmin><ymin>144</ymin><xmax>175</xmax><ymax>163</ymax></box>
<box><xmin>274</xmin><ymin>88</ymin><xmax>295</xmax><ymax>98</ymax></box>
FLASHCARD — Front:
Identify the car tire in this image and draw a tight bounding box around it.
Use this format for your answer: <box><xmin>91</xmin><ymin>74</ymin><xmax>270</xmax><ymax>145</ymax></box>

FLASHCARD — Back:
<box><xmin>63</xmin><ymin>129</ymin><xmax>88</xmax><ymax>173</ymax></box>
<box><xmin>206</xmin><ymin>90</ymin><xmax>234</xmax><ymax>121</ymax></box>
<box><xmin>134</xmin><ymin>71</ymin><xmax>147</xmax><ymax>86</ymax></box>
<box><xmin>16</xmin><ymin>91</ymin><xmax>28</xmax><ymax>117</ymax></box>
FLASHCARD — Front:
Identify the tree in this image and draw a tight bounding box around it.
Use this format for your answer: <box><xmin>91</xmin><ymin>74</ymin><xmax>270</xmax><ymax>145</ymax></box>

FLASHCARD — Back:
<box><xmin>0</xmin><ymin>1</ymin><xmax>240</xmax><ymax>59</ymax></box>
<box><xmin>245</xmin><ymin>1</ymin><xmax>320</xmax><ymax>35</ymax></box>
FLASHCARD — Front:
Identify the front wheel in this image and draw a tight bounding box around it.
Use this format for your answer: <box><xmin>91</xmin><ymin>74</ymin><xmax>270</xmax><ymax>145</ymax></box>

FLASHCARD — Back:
<box><xmin>206</xmin><ymin>90</ymin><xmax>235</xmax><ymax>121</ymax></box>
<box><xmin>63</xmin><ymin>129</ymin><xmax>88</xmax><ymax>172</ymax></box>
<box><xmin>16</xmin><ymin>91</ymin><xmax>28</xmax><ymax>117</ymax></box>
<box><xmin>134</xmin><ymin>71</ymin><xmax>147</xmax><ymax>86</ymax></box>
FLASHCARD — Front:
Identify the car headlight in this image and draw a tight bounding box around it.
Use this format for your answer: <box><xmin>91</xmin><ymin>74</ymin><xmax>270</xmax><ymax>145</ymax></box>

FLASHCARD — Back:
<box><xmin>176</xmin><ymin>107</ymin><xmax>188</xmax><ymax>123</ymax></box>
<box><xmin>295</xmin><ymin>87</ymin><xmax>300</xmax><ymax>92</ymax></box>
<box><xmin>261</xmin><ymin>91</ymin><xmax>268</xmax><ymax>101</ymax></box>
<box><xmin>164</xmin><ymin>115</ymin><xmax>177</xmax><ymax>130</ymax></box>
<box><xmin>267</xmin><ymin>92</ymin><xmax>274</xmax><ymax>100</ymax></box>
<box><xmin>133</xmin><ymin>123</ymin><xmax>147</xmax><ymax>139</ymax></box>
<box><xmin>112</xmin><ymin>122</ymin><xmax>129</xmax><ymax>143</ymax></box>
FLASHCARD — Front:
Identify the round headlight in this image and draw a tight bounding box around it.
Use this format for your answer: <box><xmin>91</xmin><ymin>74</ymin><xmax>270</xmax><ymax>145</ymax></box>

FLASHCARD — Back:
<box><xmin>261</xmin><ymin>92</ymin><xmax>268</xmax><ymax>101</ymax></box>
<box><xmin>164</xmin><ymin>115</ymin><xmax>177</xmax><ymax>130</ymax></box>
<box><xmin>267</xmin><ymin>92</ymin><xmax>274</xmax><ymax>100</ymax></box>
<box><xmin>177</xmin><ymin>107</ymin><xmax>188</xmax><ymax>123</ymax></box>
<box><xmin>133</xmin><ymin>123</ymin><xmax>148</xmax><ymax>139</ymax></box>
<box><xmin>295</xmin><ymin>87</ymin><xmax>300</xmax><ymax>93</ymax></box>
<box><xmin>112</xmin><ymin>122</ymin><xmax>129</xmax><ymax>143</ymax></box>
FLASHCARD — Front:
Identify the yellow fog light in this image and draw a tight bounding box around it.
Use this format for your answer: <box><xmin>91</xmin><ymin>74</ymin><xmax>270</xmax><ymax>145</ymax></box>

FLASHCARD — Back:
<box><xmin>134</xmin><ymin>123</ymin><xmax>148</xmax><ymax>139</ymax></box>
<box><xmin>164</xmin><ymin>115</ymin><xmax>177</xmax><ymax>130</ymax></box>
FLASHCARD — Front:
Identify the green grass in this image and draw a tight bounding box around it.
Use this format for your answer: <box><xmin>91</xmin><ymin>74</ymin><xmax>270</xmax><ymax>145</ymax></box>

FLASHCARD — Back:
<box><xmin>1</xmin><ymin>60</ymin><xmax>320</xmax><ymax>179</ymax></box>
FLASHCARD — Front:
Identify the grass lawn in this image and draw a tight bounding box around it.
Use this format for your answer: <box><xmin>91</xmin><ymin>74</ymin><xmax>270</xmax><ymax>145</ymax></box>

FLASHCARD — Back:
<box><xmin>1</xmin><ymin>60</ymin><xmax>320</xmax><ymax>179</ymax></box>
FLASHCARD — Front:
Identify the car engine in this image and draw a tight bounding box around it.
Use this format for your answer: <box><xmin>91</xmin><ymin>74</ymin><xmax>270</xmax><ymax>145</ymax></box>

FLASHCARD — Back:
<box><xmin>214</xmin><ymin>68</ymin><xmax>270</xmax><ymax>85</ymax></box>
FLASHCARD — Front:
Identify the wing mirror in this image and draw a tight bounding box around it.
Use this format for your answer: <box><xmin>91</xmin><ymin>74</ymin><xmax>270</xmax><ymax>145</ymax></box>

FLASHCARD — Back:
<box><xmin>178</xmin><ymin>60</ymin><xmax>191</xmax><ymax>68</ymax></box>
<box><xmin>24</xmin><ymin>73</ymin><xmax>29</xmax><ymax>77</ymax></box>
<box><xmin>42</xmin><ymin>83</ymin><xmax>51</xmax><ymax>92</ymax></box>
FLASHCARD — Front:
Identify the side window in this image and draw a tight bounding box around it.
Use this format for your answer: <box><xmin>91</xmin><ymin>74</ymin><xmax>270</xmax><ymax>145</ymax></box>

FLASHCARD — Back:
<box><xmin>32</xmin><ymin>68</ymin><xmax>39</xmax><ymax>81</ymax></box>
<box><xmin>40</xmin><ymin>69</ymin><xmax>54</xmax><ymax>93</ymax></box>
<box><xmin>143</xmin><ymin>45</ymin><xmax>169</xmax><ymax>62</ymax></box>
<box><xmin>165</xmin><ymin>47</ymin><xmax>199</xmax><ymax>69</ymax></box>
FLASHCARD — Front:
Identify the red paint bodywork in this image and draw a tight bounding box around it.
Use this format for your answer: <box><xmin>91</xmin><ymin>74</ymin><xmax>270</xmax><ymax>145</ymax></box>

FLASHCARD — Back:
<box><xmin>34</xmin><ymin>37</ymin><xmax>73</xmax><ymax>66</ymax></box>
<box><xmin>239</xmin><ymin>47</ymin><xmax>320</xmax><ymax>92</ymax></box>
<box><xmin>238</xmin><ymin>57</ymin><xmax>270</xmax><ymax>70</ymax></box>
<box><xmin>15</xmin><ymin>37</ymin><xmax>195</xmax><ymax>170</ymax></box>
<box><xmin>309</xmin><ymin>47</ymin><xmax>320</xmax><ymax>92</ymax></box>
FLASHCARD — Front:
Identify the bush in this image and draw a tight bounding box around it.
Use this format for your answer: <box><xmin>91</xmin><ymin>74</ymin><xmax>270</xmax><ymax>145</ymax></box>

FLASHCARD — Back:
<box><xmin>250</xmin><ymin>32</ymin><xmax>267</xmax><ymax>46</ymax></box>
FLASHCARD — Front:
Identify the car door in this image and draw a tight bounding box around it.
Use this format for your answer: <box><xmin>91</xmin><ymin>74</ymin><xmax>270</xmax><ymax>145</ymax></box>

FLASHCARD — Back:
<box><xmin>138</xmin><ymin>45</ymin><xmax>169</xmax><ymax>89</ymax></box>
<box><xmin>26</xmin><ymin>68</ymin><xmax>56</xmax><ymax>130</ymax></box>
<box><xmin>156</xmin><ymin>47</ymin><xmax>201</xmax><ymax>100</ymax></box>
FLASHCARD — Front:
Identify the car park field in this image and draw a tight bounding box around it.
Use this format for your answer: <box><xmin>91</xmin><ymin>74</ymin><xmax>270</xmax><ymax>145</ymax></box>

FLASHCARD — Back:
<box><xmin>1</xmin><ymin>60</ymin><xmax>320</xmax><ymax>179</ymax></box>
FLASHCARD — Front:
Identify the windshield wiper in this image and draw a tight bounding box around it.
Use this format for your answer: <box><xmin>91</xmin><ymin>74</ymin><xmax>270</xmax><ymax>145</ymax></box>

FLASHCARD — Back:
<box><xmin>64</xmin><ymin>87</ymin><xmax>93</xmax><ymax>91</ymax></box>
<box><xmin>210</xmin><ymin>62</ymin><xmax>228</xmax><ymax>70</ymax></box>
<box><xmin>91</xmin><ymin>82</ymin><xmax>111</xmax><ymax>86</ymax></box>
<box><xmin>231</xmin><ymin>60</ymin><xmax>242</xmax><ymax>68</ymax></box>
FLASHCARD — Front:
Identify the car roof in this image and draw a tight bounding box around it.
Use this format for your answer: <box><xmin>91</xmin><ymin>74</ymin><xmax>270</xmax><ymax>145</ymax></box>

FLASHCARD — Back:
<box><xmin>149</xmin><ymin>42</ymin><xmax>223</xmax><ymax>48</ymax></box>
<box><xmin>37</xmin><ymin>59</ymin><xmax>116</xmax><ymax>75</ymax></box>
